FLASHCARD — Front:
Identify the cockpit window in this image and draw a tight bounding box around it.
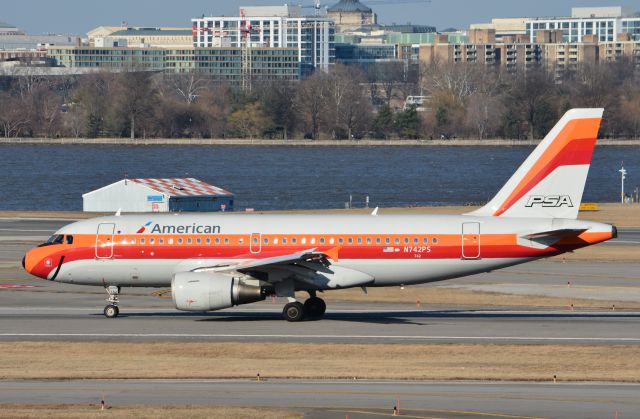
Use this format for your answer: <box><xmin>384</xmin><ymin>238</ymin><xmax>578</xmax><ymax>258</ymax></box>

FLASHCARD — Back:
<box><xmin>65</xmin><ymin>235</ymin><xmax>73</xmax><ymax>244</ymax></box>
<box><xmin>38</xmin><ymin>234</ymin><xmax>64</xmax><ymax>247</ymax></box>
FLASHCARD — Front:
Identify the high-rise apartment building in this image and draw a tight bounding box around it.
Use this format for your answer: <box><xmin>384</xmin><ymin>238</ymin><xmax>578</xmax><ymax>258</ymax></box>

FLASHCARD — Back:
<box><xmin>192</xmin><ymin>5</ymin><xmax>334</xmax><ymax>75</ymax></box>
<box><xmin>525</xmin><ymin>7</ymin><xmax>640</xmax><ymax>43</ymax></box>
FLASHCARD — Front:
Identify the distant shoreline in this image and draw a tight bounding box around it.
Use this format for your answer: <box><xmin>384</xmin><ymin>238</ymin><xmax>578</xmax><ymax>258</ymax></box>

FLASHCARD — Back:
<box><xmin>2</xmin><ymin>138</ymin><xmax>639</xmax><ymax>146</ymax></box>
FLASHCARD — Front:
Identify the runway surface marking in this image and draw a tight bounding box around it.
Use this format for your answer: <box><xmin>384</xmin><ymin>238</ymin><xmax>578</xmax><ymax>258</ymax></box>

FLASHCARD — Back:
<box><xmin>1</xmin><ymin>333</ymin><xmax>638</xmax><ymax>342</ymax></box>
<box><xmin>0</xmin><ymin>284</ymin><xmax>40</xmax><ymax>289</ymax></box>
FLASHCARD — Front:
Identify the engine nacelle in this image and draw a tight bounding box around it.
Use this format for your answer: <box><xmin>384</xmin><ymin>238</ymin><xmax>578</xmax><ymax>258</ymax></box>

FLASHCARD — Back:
<box><xmin>172</xmin><ymin>272</ymin><xmax>270</xmax><ymax>311</ymax></box>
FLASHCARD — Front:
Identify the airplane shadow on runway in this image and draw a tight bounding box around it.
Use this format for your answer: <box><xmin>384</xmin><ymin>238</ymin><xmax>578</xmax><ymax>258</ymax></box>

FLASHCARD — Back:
<box><xmin>100</xmin><ymin>310</ymin><xmax>640</xmax><ymax>324</ymax></box>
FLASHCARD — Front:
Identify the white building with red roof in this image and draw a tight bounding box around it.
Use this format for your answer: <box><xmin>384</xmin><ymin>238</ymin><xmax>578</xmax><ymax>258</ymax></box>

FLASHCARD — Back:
<box><xmin>83</xmin><ymin>178</ymin><xmax>234</xmax><ymax>213</ymax></box>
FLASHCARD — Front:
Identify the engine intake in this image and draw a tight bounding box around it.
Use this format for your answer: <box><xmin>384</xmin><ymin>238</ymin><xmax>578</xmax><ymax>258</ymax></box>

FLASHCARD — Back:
<box><xmin>172</xmin><ymin>272</ymin><xmax>271</xmax><ymax>311</ymax></box>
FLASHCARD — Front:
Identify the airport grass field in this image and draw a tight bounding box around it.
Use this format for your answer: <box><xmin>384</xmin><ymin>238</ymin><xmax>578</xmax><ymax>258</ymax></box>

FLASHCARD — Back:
<box><xmin>1</xmin><ymin>341</ymin><xmax>639</xmax><ymax>382</ymax></box>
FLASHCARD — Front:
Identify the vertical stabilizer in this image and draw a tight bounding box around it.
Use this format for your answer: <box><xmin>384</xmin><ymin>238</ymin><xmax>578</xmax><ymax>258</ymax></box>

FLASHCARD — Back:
<box><xmin>467</xmin><ymin>108</ymin><xmax>603</xmax><ymax>219</ymax></box>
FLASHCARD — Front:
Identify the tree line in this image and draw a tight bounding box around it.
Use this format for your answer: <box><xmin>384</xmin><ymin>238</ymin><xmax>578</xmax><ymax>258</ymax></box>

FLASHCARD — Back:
<box><xmin>0</xmin><ymin>60</ymin><xmax>638</xmax><ymax>140</ymax></box>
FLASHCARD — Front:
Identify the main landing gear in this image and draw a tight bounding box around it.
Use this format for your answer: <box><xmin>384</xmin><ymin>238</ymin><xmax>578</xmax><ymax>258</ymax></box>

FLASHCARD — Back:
<box><xmin>282</xmin><ymin>294</ymin><xmax>326</xmax><ymax>322</ymax></box>
<box><xmin>104</xmin><ymin>285</ymin><xmax>120</xmax><ymax>318</ymax></box>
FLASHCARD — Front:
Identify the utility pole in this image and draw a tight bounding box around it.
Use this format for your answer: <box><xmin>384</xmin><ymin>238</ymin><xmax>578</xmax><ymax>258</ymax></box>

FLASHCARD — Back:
<box><xmin>619</xmin><ymin>162</ymin><xmax>627</xmax><ymax>204</ymax></box>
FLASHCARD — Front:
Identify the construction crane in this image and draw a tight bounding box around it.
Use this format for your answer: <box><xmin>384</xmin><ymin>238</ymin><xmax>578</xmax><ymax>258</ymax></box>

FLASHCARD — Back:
<box><xmin>240</xmin><ymin>8</ymin><xmax>254</xmax><ymax>92</ymax></box>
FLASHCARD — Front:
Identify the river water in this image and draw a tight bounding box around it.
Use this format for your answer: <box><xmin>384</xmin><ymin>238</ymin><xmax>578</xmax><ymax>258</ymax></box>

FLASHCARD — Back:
<box><xmin>1</xmin><ymin>144</ymin><xmax>638</xmax><ymax>211</ymax></box>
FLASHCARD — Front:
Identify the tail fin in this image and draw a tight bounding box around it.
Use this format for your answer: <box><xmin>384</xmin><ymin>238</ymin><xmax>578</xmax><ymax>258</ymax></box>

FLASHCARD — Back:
<box><xmin>468</xmin><ymin>108</ymin><xmax>603</xmax><ymax>219</ymax></box>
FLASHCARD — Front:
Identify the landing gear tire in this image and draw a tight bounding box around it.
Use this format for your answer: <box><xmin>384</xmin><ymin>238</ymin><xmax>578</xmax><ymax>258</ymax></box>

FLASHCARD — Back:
<box><xmin>282</xmin><ymin>302</ymin><xmax>305</xmax><ymax>322</ymax></box>
<box><xmin>104</xmin><ymin>285</ymin><xmax>120</xmax><ymax>318</ymax></box>
<box><xmin>304</xmin><ymin>297</ymin><xmax>326</xmax><ymax>318</ymax></box>
<box><xmin>104</xmin><ymin>304</ymin><xmax>119</xmax><ymax>318</ymax></box>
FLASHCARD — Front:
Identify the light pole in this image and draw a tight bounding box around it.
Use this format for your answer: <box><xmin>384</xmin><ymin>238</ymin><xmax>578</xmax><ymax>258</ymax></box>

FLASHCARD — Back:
<box><xmin>619</xmin><ymin>163</ymin><xmax>627</xmax><ymax>204</ymax></box>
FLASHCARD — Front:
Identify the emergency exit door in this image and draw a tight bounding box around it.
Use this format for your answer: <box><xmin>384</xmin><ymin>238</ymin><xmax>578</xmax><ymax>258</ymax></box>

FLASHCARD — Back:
<box><xmin>96</xmin><ymin>223</ymin><xmax>115</xmax><ymax>259</ymax></box>
<box><xmin>462</xmin><ymin>222</ymin><xmax>481</xmax><ymax>259</ymax></box>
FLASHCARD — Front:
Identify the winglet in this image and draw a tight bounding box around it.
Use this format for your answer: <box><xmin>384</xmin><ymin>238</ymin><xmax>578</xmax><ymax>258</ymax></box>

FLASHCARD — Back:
<box><xmin>371</xmin><ymin>207</ymin><xmax>379</xmax><ymax>216</ymax></box>
<box><xmin>115</xmin><ymin>208</ymin><xmax>122</xmax><ymax>216</ymax></box>
<box><xmin>324</xmin><ymin>246</ymin><xmax>341</xmax><ymax>262</ymax></box>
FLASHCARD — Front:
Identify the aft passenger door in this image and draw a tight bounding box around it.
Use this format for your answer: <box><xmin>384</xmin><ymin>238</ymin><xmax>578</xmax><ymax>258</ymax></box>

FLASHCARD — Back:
<box><xmin>96</xmin><ymin>223</ymin><xmax>115</xmax><ymax>259</ymax></box>
<box><xmin>462</xmin><ymin>222</ymin><xmax>481</xmax><ymax>260</ymax></box>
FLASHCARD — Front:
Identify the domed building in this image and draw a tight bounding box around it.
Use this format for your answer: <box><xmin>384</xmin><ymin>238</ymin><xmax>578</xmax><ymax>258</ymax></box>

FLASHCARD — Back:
<box><xmin>327</xmin><ymin>0</ymin><xmax>377</xmax><ymax>33</ymax></box>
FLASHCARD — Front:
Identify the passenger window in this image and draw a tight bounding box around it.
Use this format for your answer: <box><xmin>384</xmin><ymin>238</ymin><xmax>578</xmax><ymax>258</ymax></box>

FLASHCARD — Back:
<box><xmin>253</xmin><ymin>237</ymin><xmax>259</xmax><ymax>244</ymax></box>
<box><xmin>366</xmin><ymin>238</ymin><xmax>372</xmax><ymax>244</ymax></box>
<box><xmin>432</xmin><ymin>237</ymin><xmax>438</xmax><ymax>244</ymax></box>
<box><xmin>131</xmin><ymin>238</ymin><xmax>136</xmax><ymax>244</ymax></box>
<box><xmin>414</xmin><ymin>238</ymin><xmax>419</xmax><ymax>244</ymax></box>
<box><xmin>423</xmin><ymin>237</ymin><xmax>429</xmax><ymax>244</ymax></box>
<box><xmin>385</xmin><ymin>237</ymin><xmax>390</xmax><ymax>244</ymax></box>
<box><xmin>282</xmin><ymin>238</ymin><xmax>287</xmax><ymax>244</ymax></box>
<box><xmin>329</xmin><ymin>238</ymin><xmax>335</xmax><ymax>244</ymax></box>
<box><xmin>376</xmin><ymin>238</ymin><xmax>381</xmax><ymax>244</ymax></box>
<box><xmin>196</xmin><ymin>238</ymin><xmax>201</xmax><ymax>244</ymax></box>
<box><xmin>187</xmin><ymin>238</ymin><xmax>192</xmax><ymax>244</ymax></box>
<box><xmin>319</xmin><ymin>238</ymin><xmax>325</xmax><ymax>244</ymax></box>
<box><xmin>224</xmin><ymin>238</ymin><xmax>229</xmax><ymax>244</ymax></box>
<box><xmin>310</xmin><ymin>238</ymin><xmax>316</xmax><ymax>244</ymax></box>
<box><xmin>65</xmin><ymin>235</ymin><xmax>74</xmax><ymax>244</ymax></box>
<box><xmin>292</xmin><ymin>238</ymin><xmax>297</xmax><ymax>244</ymax></box>
<box><xmin>395</xmin><ymin>237</ymin><xmax>400</xmax><ymax>244</ymax></box>
<box><xmin>273</xmin><ymin>238</ymin><xmax>279</xmax><ymax>244</ymax></box>
<box><xmin>205</xmin><ymin>238</ymin><xmax>211</xmax><ymax>244</ymax></box>
<box><xmin>177</xmin><ymin>238</ymin><xmax>183</xmax><ymax>244</ymax></box>
<box><xmin>238</xmin><ymin>238</ymin><xmax>243</xmax><ymax>244</ymax></box>
<box><xmin>338</xmin><ymin>238</ymin><xmax>344</xmax><ymax>244</ymax></box>
<box><xmin>141</xmin><ymin>238</ymin><xmax>146</xmax><ymax>244</ymax></box>
<box><xmin>263</xmin><ymin>238</ymin><xmax>269</xmax><ymax>244</ymax></box>
<box><xmin>301</xmin><ymin>238</ymin><xmax>307</xmax><ymax>244</ymax></box>
<box><xmin>168</xmin><ymin>238</ymin><xmax>174</xmax><ymax>245</ymax></box>
<box><xmin>348</xmin><ymin>238</ymin><xmax>353</xmax><ymax>244</ymax></box>
<box><xmin>159</xmin><ymin>238</ymin><xmax>164</xmax><ymax>244</ymax></box>
<box><xmin>404</xmin><ymin>237</ymin><xmax>409</xmax><ymax>244</ymax></box>
<box><xmin>215</xmin><ymin>238</ymin><xmax>220</xmax><ymax>244</ymax></box>
<box><xmin>150</xmin><ymin>238</ymin><xmax>155</xmax><ymax>244</ymax></box>
<box><xmin>357</xmin><ymin>237</ymin><xmax>362</xmax><ymax>244</ymax></box>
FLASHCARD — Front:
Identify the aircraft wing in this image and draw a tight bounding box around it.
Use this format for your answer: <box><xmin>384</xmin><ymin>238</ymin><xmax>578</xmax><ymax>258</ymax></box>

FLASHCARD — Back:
<box><xmin>191</xmin><ymin>246</ymin><xmax>372</xmax><ymax>289</ymax></box>
<box><xmin>193</xmin><ymin>247</ymin><xmax>339</xmax><ymax>274</ymax></box>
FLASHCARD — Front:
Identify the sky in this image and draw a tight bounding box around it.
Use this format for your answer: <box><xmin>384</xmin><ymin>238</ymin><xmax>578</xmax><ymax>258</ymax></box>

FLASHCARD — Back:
<box><xmin>2</xmin><ymin>0</ymin><xmax>639</xmax><ymax>35</ymax></box>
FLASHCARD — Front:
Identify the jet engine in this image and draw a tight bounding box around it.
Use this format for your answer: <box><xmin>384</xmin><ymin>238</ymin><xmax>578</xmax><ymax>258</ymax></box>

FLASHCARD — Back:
<box><xmin>172</xmin><ymin>272</ymin><xmax>272</xmax><ymax>311</ymax></box>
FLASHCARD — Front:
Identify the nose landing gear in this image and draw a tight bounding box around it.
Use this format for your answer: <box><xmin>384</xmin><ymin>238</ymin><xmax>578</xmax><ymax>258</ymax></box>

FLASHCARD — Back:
<box><xmin>104</xmin><ymin>286</ymin><xmax>120</xmax><ymax>318</ymax></box>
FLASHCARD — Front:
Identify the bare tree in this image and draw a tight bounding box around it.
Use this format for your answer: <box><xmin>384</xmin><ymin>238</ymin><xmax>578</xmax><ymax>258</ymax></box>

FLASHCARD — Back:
<box><xmin>163</xmin><ymin>72</ymin><xmax>209</xmax><ymax>104</ymax></box>
<box><xmin>0</xmin><ymin>92</ymin><xmax>29</xmax><ymax>138</ymax></box>
<box><xmin>113</xmin><ymin>70</ymin><xmax>157</xmax><ymax>139</ymax></box>
<box><xmin>465</xmin><ymin>93</ymin><xmax>503</xmax><ymax>139</ymax></box>
<box><xmin>197</xmin><ymin>84</ymin><xmax>232</xmax><ymax>138</ymax></box>
<box><xmin>295</xmin><ymin>71</ymin><xmax>327</xmax><ymax>140</ymax></box>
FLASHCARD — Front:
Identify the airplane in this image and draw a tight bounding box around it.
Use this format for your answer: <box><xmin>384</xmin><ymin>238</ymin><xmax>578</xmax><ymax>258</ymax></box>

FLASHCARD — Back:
<box><xmin>23</xmin><ymin>108</ymin><xmax>616</xmax><ymax>321</ymax></box>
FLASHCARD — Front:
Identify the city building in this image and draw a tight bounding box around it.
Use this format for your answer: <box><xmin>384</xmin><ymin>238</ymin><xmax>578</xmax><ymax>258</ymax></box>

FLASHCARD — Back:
<box><xmin>470</xmin><ymin>18</ymin><xmax>528</xmax><ymax>40</ymax></box>
<box><xmin>525</xmin><ymin>6</ymin><xmax>640</xmax><ymax>43</ymax></box>
<box><xmin>83</xmin><ymin>178</ymin><xmax>234</xmax><ymax>213</ymax></box>
<box><xmin>0</xmin><ymin>21</ymin><xmax>22</xmax><ymax>35</ymax></box>
<box><xmin>327</xmin><ymin>0</ymin><xmax>377</xmax><ymax>32</ymax></box>
<box><xmin>47</xmin><ymin>45</ymin><xmax>301</xmax><ymax>82</ymax></box>
<box><xmin>87</xmin><ymin>26</ymin><xmax>192</xmax><ymax>48</ymax></box>
<box><xmin>192</xmin><ymin>5</ymin><xmax>335</xmax><ymax>74</ymax></box>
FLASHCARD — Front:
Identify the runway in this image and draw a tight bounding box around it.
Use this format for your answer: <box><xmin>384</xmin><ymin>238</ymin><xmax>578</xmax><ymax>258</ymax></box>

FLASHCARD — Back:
<box><xmin>1</xmin><ymin>379</ymin><xmax>638</xmax><ymax>418</ymax></box>
<box><xmin>0</xmin><ymin>296</ymin><xmax>638</xmax><ymax>344</ymax></box>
